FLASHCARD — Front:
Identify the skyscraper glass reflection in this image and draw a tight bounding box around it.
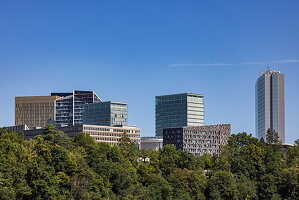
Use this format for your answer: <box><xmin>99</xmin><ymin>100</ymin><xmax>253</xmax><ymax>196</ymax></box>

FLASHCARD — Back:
<box><xmin>256</xmin><ymin>70</ymin><xmax>285</xmax><ymax>143</ymax></box>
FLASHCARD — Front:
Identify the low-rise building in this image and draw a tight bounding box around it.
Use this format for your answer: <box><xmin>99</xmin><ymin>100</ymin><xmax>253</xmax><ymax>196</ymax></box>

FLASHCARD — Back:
<box><xmin>82</xmin><ymin>125</ymin><xmax>140</xmax><ymax>147</ymax></box>
<box><xmin>22</xmin><ymin>124</ymin><xmax>141</xmax><ymax>147</ymax></box>
<box><xmin>163</xmin><ymin>124</ymin><xmax>231</xmax><ymax>155</ymax></box>
<box><xmin>3</xmin><ymin>125</ymin><xmax>30</xmax><ymax>133</ymax></box>
<box><xmin>141</xmin><ymin>136</ymin><xmax>163</xmax><ymax>150</ymax></box>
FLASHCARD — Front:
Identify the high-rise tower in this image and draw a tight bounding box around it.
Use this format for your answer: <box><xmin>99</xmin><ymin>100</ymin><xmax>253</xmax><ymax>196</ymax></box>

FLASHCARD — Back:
<box><xmin>256</xmin><ymin>70</ymin><xmax>285</xmax><ymax>143</ymax></box>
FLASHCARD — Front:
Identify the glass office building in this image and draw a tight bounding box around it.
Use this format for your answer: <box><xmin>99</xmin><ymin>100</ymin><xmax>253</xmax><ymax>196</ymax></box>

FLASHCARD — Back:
<box><xmin>53</xmin><ymin>90</ymin><xmax>101</xmax><ymax>126</ymax></box>
<box><xmin>256</xmin><ymin>70</ymin><xmax>285</xmax><ymax>143</ymax></box>
<box><xmin>83</xmin><ymin>101</ymin><xmax>128</xmax><ymax>126</ymax></box>
<box><xmin>155</xmin><ymin>93</ymin><xmax>204</xmax><ymax>137</ymax></box>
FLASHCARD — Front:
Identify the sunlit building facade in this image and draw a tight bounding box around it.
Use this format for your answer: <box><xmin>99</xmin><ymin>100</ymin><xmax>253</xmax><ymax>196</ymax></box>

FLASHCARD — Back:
<box><xmin>23</xmin><ymin>124</ymin><xmax>141</xmax><ymax>147</ymax></box>
<box><xmin>15</xmin><ymin>90</ymin><xmax>101</xmax><ymax>128</ymax></box>
<box><xmin>82</xmin><ymin>125</ymin><xmax>140</xmax><ymax>147</ymax></box>
<box><xmin>15</xmin><ymin>96</ymin><xmax>60</xmax><ymax>128</ymax></box>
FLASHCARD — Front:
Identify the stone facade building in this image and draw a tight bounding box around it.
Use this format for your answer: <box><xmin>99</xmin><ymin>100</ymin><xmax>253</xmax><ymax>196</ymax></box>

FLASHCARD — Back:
<box><xmin>163</xmin><ymin>124</ymin><xmax>231</xmax><ymax>155</ymax></box>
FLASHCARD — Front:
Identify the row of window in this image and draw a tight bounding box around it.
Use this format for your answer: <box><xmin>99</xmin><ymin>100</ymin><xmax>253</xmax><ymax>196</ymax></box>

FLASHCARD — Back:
<box><xmin>184</xmin><ymin>148</ymin><xmax>220</xmax><ymax>154</ymax></box>
<box><xmin>84</xmin><ymin>127</ymin><xmax>140</xmax><ymax>133</ymax></box>
<box><xmin>92</xmin><ymin>137</ymin><xmax>139</xmax><ymax>142</ymax></box>
<box><xmin>184</xmin><ymin>144</ymin><xmax>219</xmax><ymax>148</ymax></box>
<box><xmin>16</xmin><ymin>103</ymin><xmax>54</xmax><ymax>107</ymax></box>
<box><xmin>87</xmin><ymin>132</ymin><xmax>140</xmax><ymax>138</ymax></box>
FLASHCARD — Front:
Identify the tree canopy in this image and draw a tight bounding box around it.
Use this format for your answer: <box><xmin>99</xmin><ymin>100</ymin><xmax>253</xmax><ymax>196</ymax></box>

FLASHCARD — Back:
<box><xmin>0</xmin><ymin>126</ymin><xmax>298</xmax><ymax>200</ymax></box>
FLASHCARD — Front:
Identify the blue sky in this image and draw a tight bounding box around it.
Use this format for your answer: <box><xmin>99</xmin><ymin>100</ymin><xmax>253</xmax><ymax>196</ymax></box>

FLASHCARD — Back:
<box><xmin>0</xmin><ymin>0</ymin><xmax>298</xmax><ymax>144</ymax></box>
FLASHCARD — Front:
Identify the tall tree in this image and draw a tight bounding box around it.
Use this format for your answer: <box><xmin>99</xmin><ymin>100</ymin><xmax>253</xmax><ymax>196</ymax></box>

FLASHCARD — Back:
<box><xmin>266</xmin><ymin>128</ymin><xmax>281</xmax><ymax>145</ymax></box>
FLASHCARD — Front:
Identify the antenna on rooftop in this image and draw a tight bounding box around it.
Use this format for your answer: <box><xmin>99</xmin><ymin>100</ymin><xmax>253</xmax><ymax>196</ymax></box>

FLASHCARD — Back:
<box><xmin>267</xmin><ymin>66</ymin><xmax>271</xmax><ymax>71</ymax></box>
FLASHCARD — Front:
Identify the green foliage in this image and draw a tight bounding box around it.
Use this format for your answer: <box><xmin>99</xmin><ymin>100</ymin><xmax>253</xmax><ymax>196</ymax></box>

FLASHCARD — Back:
<box><xmin>0</xmin><ymin>129</ymin><xmax>297</xmax><ymax>199</ymax></box>
<box><xmin>236</xmin><ymin>175</ymin><xmax>257</xmax><ymax>200</ymax></box>
<box><xmin>286</xmin><ymin>139</ymin><xmax>299</xmax><ymax>168</ymax></box>
<box><xmin>158</xmin><ymin>145</ymin><xmax>180</xmax><ymax>176</ymax></box>
<box><xmin>168</xmin><ymin>168</ymin><xmax>206</xmax><ymax>200</ymax></box>
<box><xmin>258</xmin><ymin>174</ymin><xmax>281</xmax><ymax>200</ymax></box>
<box><xmin>266</xmin><ymin>128</ymin><xmax>281</xmax><ymax>145</ymax></box>
<box><xmin>206</xmin><ymin>170</ymin><xmax>239</xmax><ymax>200</ymax></box>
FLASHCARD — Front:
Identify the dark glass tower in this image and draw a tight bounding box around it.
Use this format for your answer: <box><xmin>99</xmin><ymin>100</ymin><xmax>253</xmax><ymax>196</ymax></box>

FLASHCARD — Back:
<box><xmin>155</xmin><ymin>93</ymin><xmax>204</xmax><ymax>137</ymax></box>
<box><xmin>83</xmin><ymin>101</ymin><xmax>128</xmax><ymax>126</ymax></box>
<box><xmin>255</xmin><ymin>70</ymin><xmax>285</xmax><ymax>143</ymax></box>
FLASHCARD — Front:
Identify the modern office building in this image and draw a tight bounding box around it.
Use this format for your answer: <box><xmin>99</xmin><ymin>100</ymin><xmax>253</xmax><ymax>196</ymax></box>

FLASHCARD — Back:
<box><xmin>22</xmin><ymin>124</ymin><xmax>141</xmax><ymax>147</ymax></box>
<box><xmin>141</xmin><ymin>136</ymin><xmax>163</xmax><ymax>150</ymax></box>
<box><xmin>15</xmin><ymin>96</ymin><xmax>60</xmax><ymax>128</ymax></box>
<box><xmin>15</xmin><ymin>90</ymin><xmax>101</xmax><ymax>128</ymax></box>
<box><xmin>83</xmin><ymin>101</ymin><xmax>128</xmax><ymax>126</ymax></box>
<box><xmin>155</xmin><ymin>93</ymin><xmax>204</xmax><ymax>136</ymax></box>
<box><xmin>53</xmin><ymin>90</ymin><xmax>101</xmax><ymax>126</ymax></box>
<box><xmin>256</xmin><ymin>70</ymin><xmax>285</xmax><ymax>143</ymax></box>
<box><xmin>163</xmin><ymin>124</ymin><xmax>231</xmax><ymax>155</ymax></box>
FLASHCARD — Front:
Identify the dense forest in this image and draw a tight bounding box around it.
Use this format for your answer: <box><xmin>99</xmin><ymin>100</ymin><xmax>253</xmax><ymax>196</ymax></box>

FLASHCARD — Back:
<box><xmin>0</xmin><ymin>126</ymin><xmax>298</xmax><ymax>200</ymax></box>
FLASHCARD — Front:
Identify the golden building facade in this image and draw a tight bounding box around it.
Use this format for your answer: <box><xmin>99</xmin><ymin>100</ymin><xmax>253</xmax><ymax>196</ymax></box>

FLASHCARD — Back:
<box><xmin>15</xmin><ymin>96</ymin><xmax>60</xmax><ymax>128</ymax></box>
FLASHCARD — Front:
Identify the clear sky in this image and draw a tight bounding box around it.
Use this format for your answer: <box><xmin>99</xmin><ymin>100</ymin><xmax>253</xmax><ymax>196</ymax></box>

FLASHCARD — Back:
<box><xmin>0</xmin><ymin>0</ymin><xmax>298</xmax><ymax>144</ymax></box>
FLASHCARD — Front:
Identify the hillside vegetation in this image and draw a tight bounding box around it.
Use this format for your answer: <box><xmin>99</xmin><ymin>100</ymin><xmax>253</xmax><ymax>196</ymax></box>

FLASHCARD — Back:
<box><xmin>0</xmin><ymin>126</ymin><xmax>298</xmax><ymax>200</ymax></box>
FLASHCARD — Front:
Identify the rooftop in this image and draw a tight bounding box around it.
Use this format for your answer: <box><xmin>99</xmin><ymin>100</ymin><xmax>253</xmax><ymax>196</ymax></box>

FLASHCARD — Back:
<box><xmin>259</xmin><ymin>68</ymin><xmax>282</xmax><ymax>77</ymax></box>
<box><xmin>156</xmin><ymin>92</ymin><xmax>204</xmax><ymax>98</ymax></box>
<box><xmin>141</xmin><ymin>136</ymin><xmax>163</xmax><ymax>140</ymax></box>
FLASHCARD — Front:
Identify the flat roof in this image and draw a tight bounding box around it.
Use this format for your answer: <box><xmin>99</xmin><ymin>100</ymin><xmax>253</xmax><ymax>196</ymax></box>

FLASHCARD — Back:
<box><xmin>102</xmin><ymin>101</ymin><xmax>127</xmax><ymax>105</ymax></box>
<box><xmin>141</xmin><ymin>136</ymin><xmax>163</xmax><ymax>140</ymax></box>
<box><xmin>83</xmin><ymin>124</ymin><xmax>140</xmax><ymax>130</ymax></box>
<box><xmin>51</xmin><ymin>93</ymin><xmax>73</xmax><ymax>97</ymax></box>
<box><xmin>156</xmin><ymin>92</ymin><xmax>203</xmax><ymax>98</ymax></box>
<box><xmin>84</xmin><ymin>101</ymin><xmax>127</xmax><ymax>105</ymax></box>
<box><xmin>163</xmin><ymin>124</ymin><xmax>231</xmax><ymax>129</ymax></box>
<box><xmin>15</xmin><ymin>96</ymin><xmax>60</xmax><ymax>101</ymax></box>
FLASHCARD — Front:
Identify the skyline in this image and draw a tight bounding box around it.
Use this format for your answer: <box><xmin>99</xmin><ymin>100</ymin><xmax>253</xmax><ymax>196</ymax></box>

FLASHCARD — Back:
<box><xmin>1</xmin><ymin>1</ymin><xmax>299</xmax><ymax>144</ymax></box>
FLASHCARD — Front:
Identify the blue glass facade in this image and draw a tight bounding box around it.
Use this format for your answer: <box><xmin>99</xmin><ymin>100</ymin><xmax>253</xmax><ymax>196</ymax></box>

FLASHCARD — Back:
<box><xmin>54</xmin><ymin>90</ymin><xmax>101</xmax><ymax>126</ymax></box>
<box><xmin>83</xmin><ymin>101</ymin><xmax>128</xmax><ymax>126</ymax></box>
<box><xmin>155</xmin><ymin>93</ymin><xmax>204</xmax><ymax>137</ymax></box>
